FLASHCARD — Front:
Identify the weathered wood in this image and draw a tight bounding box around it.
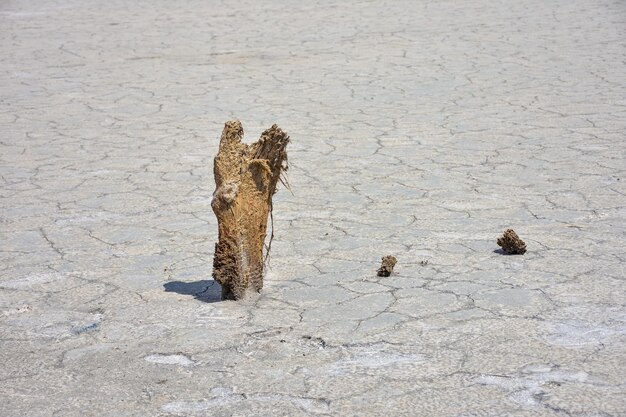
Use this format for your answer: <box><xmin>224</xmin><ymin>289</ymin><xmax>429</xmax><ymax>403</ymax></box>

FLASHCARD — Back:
<box><xmin>211</xmin><ymin>120</ymin><xmax>289</xmax><ymax>300</ymax></box>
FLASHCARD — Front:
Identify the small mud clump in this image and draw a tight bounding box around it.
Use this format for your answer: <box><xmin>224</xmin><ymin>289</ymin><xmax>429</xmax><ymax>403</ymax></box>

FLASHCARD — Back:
<box><xmin>497</xmin><ymin>229</ymin><xmax>527</xmax><ymax>254</ymax></box>
<box><xmin>377</xmin><ymin>256</ymin><xmax>397</xmax><ymax>277</ymax></box>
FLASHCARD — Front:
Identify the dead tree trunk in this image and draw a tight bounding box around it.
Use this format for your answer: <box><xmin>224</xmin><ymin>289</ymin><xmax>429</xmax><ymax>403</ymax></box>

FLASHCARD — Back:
<box><xmin>211</xmin><ymin>120</ymin><xmax>289</xmax><ymax>300</ymax></box>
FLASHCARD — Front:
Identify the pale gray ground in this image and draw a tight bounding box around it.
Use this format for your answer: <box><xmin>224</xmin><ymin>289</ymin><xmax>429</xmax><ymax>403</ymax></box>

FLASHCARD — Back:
<box><xmin>1</xmin><ymin>0</ymin><xmax>625</xmax><ymax>416</ymax></box>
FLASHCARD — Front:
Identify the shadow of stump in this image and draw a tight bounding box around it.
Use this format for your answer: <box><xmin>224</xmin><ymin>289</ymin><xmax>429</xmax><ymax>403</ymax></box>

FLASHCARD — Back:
<box><xmin>163</xmin><ymin>280</ymin><xmax>223</xmax><ymax>303</ymax></box>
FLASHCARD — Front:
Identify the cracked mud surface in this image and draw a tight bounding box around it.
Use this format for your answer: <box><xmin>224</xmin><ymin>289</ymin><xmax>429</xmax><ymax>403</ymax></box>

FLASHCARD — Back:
<box><xmin>1</xmin><ymin>0</ymin><xmax>625</xmax><ymax>416</ymax></box>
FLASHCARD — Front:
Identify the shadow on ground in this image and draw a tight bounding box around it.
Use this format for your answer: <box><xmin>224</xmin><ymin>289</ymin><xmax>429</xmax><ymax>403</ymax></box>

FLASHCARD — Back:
<box><xmin>493</xmin><ymin>249</ymin><xmax>524</xmax><ymax>255</ymax></box>
<box><xmin>163</xmin><ymin>280</ymin><xmax>222</xmax><ymax>303</ymax></box>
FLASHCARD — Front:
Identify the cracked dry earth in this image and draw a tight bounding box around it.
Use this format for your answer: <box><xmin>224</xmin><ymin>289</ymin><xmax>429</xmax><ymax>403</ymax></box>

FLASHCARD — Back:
<box><xmin>1</xmin><ymin>0</ymin><xmax>625</xmax><ymax>416</ymax></box>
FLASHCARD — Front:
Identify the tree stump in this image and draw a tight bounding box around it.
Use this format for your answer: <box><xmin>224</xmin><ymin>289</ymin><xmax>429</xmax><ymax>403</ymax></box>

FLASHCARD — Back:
<box><xmin>211</xmin><ymin>120</ymin><xmax>289</xmax><ymax>300</ymax></box>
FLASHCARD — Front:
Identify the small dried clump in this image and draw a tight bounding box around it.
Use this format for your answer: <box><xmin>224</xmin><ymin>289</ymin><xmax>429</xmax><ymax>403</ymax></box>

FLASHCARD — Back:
<box><xmin>377</xmin><ymin>256</ymin><xmax>397</xmax><ymax>277</ymax></box>
<box><xmin>497</xmin><ymin>229</ymin><xmax>527</xmax><ymax>255</ymax></box>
